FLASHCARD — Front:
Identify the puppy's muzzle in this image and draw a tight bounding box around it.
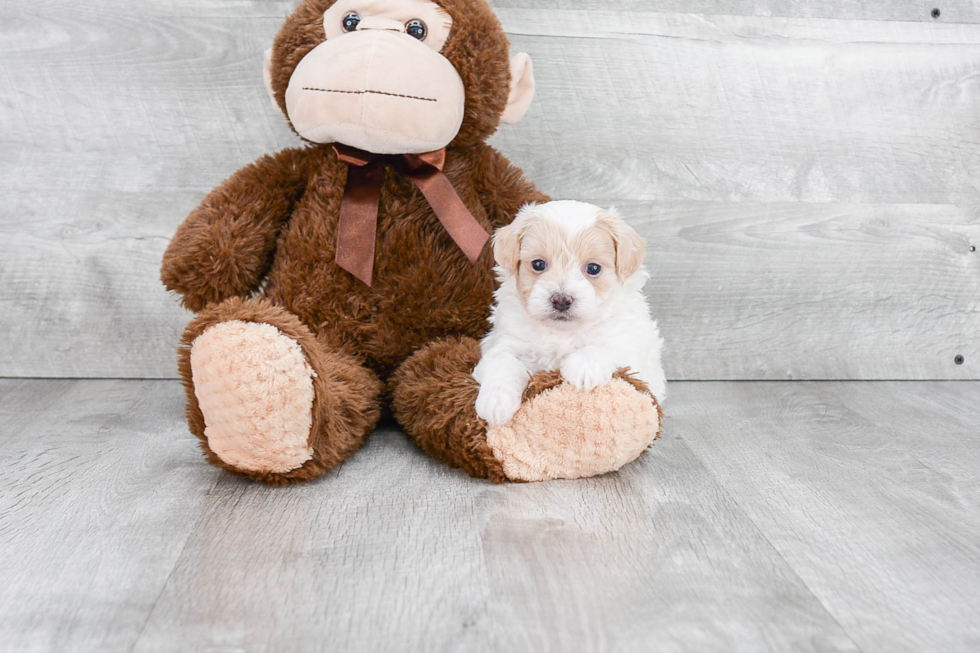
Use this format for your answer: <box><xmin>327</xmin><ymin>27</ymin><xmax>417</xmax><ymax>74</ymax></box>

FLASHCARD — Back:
<box><xmin>550</xmin><ymin>293</ymin><xmax>574</xmax><ymax>313</ymax></box>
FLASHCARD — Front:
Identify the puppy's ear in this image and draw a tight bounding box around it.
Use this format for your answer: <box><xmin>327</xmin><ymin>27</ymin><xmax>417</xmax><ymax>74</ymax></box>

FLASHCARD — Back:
<box><xmin>493</xmin><ymin>205</ymin><xmax>534</xmax><ymax>274</ymax></box>
<box><xmin>596</xmin><ymin>208</ymin><xmax>645</xmax><ymax>279</ymax></box>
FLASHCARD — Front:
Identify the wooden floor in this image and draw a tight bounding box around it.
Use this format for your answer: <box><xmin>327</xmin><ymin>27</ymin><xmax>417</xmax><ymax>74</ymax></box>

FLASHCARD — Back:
<box><xmin>1</xmin><ymin>379</ymin><xmax>977</xmax><ymax>652</ymax></box>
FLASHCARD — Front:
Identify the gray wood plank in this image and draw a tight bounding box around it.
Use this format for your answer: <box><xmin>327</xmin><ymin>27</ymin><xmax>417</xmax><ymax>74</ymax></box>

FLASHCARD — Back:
<box><xmin>132</xmin><ymin>405</ymin><xmax>859</xmax><ymax>652</ymax></box>
<box><xmin>0</xmin><ymin>379</ymin><xmax>218</xmax><ymax>653</ymax></box>
<box><xmin>3</xmin><ymin>3</ymin><xmax>980</xmax><ymax>379</ymax></box>
<box><xmin>493</xmin><ymin>11</ymin><xmax>980</xmax><ymax>207</ymax></box>
<box><xmin>490</xmin><ymin>0</ymin><xmax>980</xmax><ymax>24</ymax></box>
<box><xmin>674</xmin><ymin>381</ymin><xmax>980</xmax><ymax>653</ymax></box>
<box><xmin>4</xmin><ymin>193</ymin><xmax>976</xmax><ymax>380</ymax></box>
<box><xmin>0</xmin><ymin>190</ymin><xmax>195</xmax><ymax>379</ymax></box>
<box><xmin>636</xmin><ymin>201</ymin><xmax>980</xmax><ymax>381</ymax></box>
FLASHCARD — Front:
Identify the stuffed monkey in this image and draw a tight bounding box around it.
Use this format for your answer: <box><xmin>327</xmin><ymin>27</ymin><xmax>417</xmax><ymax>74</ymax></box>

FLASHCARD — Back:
<box><xmin>161</xmin><ymin>0</ymin><xmax>662</xmax><ymax>485</ymax></box>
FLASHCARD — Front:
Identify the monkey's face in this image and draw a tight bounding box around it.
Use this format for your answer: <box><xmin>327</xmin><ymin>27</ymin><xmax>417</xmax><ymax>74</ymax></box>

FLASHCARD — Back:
<box><xmin>267</xmin><ymin>0</ymin><xmax>536</xmax><ymax>154</ymax></box>
<box><xmin>283</xmin><ymin>0</ymin><xmax>464</xmax><ymax>154</ymax></box>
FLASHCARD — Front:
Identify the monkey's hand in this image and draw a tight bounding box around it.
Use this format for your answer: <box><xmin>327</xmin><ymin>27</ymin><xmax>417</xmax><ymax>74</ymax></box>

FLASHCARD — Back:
<box><xmin>161</xmin><ymin>148</ymin><xmax>313</xmax><ymax>313</ymax></box>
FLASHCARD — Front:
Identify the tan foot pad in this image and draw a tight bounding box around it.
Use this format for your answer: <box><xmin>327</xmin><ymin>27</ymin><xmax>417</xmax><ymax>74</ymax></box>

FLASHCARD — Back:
<box><xmin>486</xmin><ymin>378</ymin><xmax>661</xmax><ymax>482</ymax></box>
<box><xmin>190</xmin><ymin>320</ymin><xmax>315</xmax><ymax>474</ymax></box>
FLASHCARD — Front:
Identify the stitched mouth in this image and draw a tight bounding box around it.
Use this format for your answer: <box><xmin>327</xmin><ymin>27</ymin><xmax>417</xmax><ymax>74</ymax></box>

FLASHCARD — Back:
<box><xmin>302</xmin><ymin>87</ymin><xmax>437</xmax><ymax>102</ymax></box>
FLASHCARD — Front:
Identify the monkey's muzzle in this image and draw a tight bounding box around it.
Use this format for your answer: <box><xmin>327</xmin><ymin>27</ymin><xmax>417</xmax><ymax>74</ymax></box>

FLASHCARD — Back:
<box><xmin>285</xmin><ymin>30</ymin><xmax>466</xmax><ymax>154</ymax></box>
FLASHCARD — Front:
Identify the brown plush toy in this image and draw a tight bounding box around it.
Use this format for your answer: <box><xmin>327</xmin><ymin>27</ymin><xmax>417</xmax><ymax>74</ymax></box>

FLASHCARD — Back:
<box><xmin>162</xmin><ymin>0</ymin><xmax>662</xmax><ymax>485</ymax></box>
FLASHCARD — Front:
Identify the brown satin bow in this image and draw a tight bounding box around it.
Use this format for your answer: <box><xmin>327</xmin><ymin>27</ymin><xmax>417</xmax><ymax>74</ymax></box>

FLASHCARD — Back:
<box><xmin>333</xmin><ymin>144</ymin><xmax>490</xmax><ymax>286</ymax></box>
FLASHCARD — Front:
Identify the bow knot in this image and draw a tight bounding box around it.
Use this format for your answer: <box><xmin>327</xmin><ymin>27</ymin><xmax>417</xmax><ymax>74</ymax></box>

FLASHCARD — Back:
<box><xmin>333</xmin><ymin>144</ymin><xmax>490</xmax><ymax>286</ymax></box>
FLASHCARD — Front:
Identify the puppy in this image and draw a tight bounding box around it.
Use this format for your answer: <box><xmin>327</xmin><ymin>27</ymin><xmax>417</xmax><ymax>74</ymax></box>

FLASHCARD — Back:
<box><xmin>473</xmin><ymin>200</ymin><xmax>666</xmax><ymax>427</ymax></box>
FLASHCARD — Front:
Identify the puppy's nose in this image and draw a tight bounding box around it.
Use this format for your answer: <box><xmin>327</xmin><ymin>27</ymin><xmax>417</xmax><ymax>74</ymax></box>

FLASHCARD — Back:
<box><xmin>550</xmin><ymin>293</ymin><xmax>574</xmax><ymax>312</ymax></box>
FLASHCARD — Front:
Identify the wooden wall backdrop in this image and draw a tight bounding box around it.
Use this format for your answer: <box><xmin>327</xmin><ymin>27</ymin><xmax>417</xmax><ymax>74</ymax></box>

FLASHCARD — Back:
<box><xmin>1</xmin><ymin>1</ymin><xmax>978</xmax><ymax>380</ymax></box>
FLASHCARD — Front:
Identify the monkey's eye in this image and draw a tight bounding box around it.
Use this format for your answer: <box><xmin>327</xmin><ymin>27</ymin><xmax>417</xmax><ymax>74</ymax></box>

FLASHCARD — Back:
<box><xmin>342</xmin><ymin>12</ymin><xmax>361</xmax><ymax>32</ymax></box>
<box><xmin>531</xmin><ymin>259</ymin><xmax>547</xmax><ymax>272</ymax></box>
<box><xmin>405</xmin><ymin>19</ymin><xmax>427</xmax><ymax>40</ymax></box>
<box><xmin>586</xmin><ymin>263</ymin><xmax>602</xmax><ymax>276</ymax></box>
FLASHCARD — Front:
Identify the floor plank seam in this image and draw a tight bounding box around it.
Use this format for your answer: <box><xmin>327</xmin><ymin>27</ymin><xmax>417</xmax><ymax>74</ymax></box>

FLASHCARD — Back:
<box><xmin>127</xmin><ymin>473</ymin><xmax>222</xmax><ymax>653</ymax></box>
<box><xmin>676</xmin><ymin>435</ymin><xmax>870</xmax><ymax>653</ymax></box>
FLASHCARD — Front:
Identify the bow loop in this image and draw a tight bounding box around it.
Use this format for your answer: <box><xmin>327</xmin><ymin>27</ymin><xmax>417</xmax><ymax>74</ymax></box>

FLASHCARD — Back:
<box><xmin>334</xmin><ymin>144</ymin><xmax>376</xmax><ymax>168</ymax></box>
<box><xmin>332</xmin><ymin>145</ymin><xmax>490</xmax><ymax>286</ymax></box>
<box><xmin>401</xmin><ymin>149</ymin><xmax>446</xmax><ymax>172</ymax></box>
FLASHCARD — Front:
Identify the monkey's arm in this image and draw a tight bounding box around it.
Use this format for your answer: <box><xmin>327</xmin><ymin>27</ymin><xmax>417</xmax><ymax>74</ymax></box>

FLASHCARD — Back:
<box><xmin>161</xmin><ymin>148</ymin><xmax>313</xmax><ymax>312</ymax></box>
<box><xmin>471</xmin><ymin>143</ymin><xmax>550</xmax><ymax>229</ymax></box>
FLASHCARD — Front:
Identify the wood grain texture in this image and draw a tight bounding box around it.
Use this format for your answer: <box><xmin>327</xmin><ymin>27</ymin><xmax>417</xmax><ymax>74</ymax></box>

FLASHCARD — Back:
<box><xmin>636</xmin><ymin>201</ymin><xmax>980</xmax><ymax>380</ymax></box>
<box><xmin>2</xmin><ymin>2</ymin><xmax>979</xmax><ymax>379</ymax></box>
<box><xmin>490</xmin><ymin>0</ymin><xmax>980</xmax><ymax>24</ymax></box>
<box><xmin>675</xmin><ymin>381</ymin><xmax>980</xmax><ymax>653</ymax></box>
<box><xmin>0</xmin><ymin>379</ymin><xmax>860</xmax><ymax>653</ymax></box>
<box><xmin>133</xmin><ymin>430</ymin><xmax>863</xmax><ymax>653</ymax></box>
<box><xmin>493</xmin><ymin>12</ymin><xmax>980</xmax><ymax>206</ymax></box>
<box><xmin>0</xmin><ymin>379</ymin><xmax>219</xmax><ymax>653</ymax></box>
<box><xmin>4</xmin><ymin>379</ymin><xmax>979</xmax><ymax>651</ymax></box>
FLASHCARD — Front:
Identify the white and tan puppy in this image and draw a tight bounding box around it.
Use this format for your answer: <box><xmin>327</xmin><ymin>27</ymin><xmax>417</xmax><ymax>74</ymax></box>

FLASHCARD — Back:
<box><xmin>473</xmin><ymin>200</ymin><xmax>666</xmax><ymax>427</ymax></box>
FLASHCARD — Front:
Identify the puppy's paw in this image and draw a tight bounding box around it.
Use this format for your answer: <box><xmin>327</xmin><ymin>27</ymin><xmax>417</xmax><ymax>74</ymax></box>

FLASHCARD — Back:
<box><xmin>475</xmin><ymin>382</ymin><xmax>525</xmax><ymax>427</ymax></box>
<box><xmin>561</xmin><ymin>351</ymin><xmax>617</xmax><ymax>391</ymax></box>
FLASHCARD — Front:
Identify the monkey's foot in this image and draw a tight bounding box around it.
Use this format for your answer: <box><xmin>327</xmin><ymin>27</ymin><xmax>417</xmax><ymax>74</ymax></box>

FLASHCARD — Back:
<box><xmin>486</xmin><ymin>370</ymin><xmax>662</xmax><ymax>482</ymax></box>
<box><xmin>178</xmin><ymin>297</ymin><xmax>382</xmax><ymax>485</ymax></box>
<box><xmin>191</xmin><ymin>320</ymin><xmax>316</xmax><ymax>474</ymax></box>
<box><xmin>391</xmin><ymin>337</ymin><xmax>662</xmax><ymax>483</ymax></box>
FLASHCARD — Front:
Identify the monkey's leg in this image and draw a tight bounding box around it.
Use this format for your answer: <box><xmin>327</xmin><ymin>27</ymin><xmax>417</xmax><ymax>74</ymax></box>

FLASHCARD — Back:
<box><xmin>391</xmin><ymin>336</ymin><xmax>662</xmax><ymax>483</ymax></box>
<box><xmin>389</xmin><ymin>337</ymin><xmax>507</xmax><ymax>482</ymax></box>
<box><xmin>178</xmin><ymin>297</ymin><xmax>381</xmax><ymax>485</ymax></box>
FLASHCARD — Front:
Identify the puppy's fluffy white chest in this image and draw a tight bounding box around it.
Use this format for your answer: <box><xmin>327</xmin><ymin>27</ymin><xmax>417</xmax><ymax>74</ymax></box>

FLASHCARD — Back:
<box><xmin>520</xmin><ymin>342</ymin><xmax>582</xmax><ymax>374</ymax></box>
<box><xmin>507</xmin><ymin>322</ymin><xmax>603</xmax><ymax>374</ymax></box>
<box><xmin>482</xmin><ymin>274</ymin><xmax>665</xmax><ymax>394</ymax></box>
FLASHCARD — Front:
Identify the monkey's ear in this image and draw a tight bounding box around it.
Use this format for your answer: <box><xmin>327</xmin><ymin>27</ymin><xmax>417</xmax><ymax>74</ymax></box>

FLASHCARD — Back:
<box><xmin>501</xmin><ymin>53</ymin><xmax>536</xmax><ymax>125</ymax></box>
<box><xmin>263</xmin><ymin>49</ymin><xmax>284</xmax><ymax>115</ymax></box>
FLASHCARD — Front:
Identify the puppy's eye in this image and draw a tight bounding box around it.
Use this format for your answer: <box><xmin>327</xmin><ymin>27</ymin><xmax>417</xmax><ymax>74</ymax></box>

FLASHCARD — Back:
<box><xmin>531</xmin><ymin>259</ymin><xmax>547</xmax><ymax>272</ymax></box>
<box><xmin>405</xmin><ymin>19</ymin><xmax>427</xmax><ymax>40</ymax></box>
<box><xmin>342</xmin><ymin>12</ymin><xmax>361</xmax><ymax>32</ymax></box>
<box><xmin>586</xmin><ymin>263</ymin><xmax>602</xmax><ymax>276</ymax></box>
